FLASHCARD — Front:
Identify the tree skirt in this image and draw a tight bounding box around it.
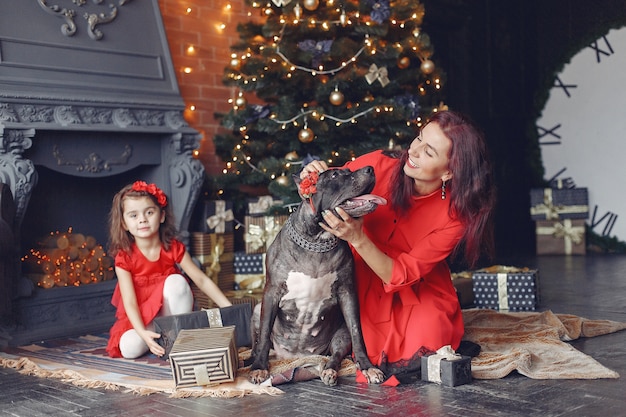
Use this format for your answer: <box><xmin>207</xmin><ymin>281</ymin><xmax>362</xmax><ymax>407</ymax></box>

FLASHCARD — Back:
<box><xmin>1</xmin><ymin>310</ymin><xmax>624</xmax><ymax>397</ymax></box>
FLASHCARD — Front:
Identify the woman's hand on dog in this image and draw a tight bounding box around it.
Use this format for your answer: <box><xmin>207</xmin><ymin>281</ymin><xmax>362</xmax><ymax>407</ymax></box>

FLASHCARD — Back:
<box><xmin>300</xmin><ymin>160</ymin><xmax>328</xmax><ymax>178</ymax></box>
<box><xmin>320</xmin><ymin>207</ymin><xmax>366</xmax><ymax>245</ymax></box>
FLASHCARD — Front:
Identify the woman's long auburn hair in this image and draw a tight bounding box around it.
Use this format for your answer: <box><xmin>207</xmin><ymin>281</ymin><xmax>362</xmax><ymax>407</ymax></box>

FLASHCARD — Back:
<box><xmin>107</xmin><ymin>183</ymin><xmax>178</xmax><ymax>257</ymax></box>
<box><xmin>386</xmin><ymin>110</ymin><xmax>496</xmax><ymax>268</ymax></box>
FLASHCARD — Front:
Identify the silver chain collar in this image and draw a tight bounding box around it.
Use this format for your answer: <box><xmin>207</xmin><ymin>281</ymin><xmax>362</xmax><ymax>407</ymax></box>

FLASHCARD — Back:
<box><xmin>284</xmin><ymin>216</ymin><xmax>339</xmax><ymax>253</ymax></box>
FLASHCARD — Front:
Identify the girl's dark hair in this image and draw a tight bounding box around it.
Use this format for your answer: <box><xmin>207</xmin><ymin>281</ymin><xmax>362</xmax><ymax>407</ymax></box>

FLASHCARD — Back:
<box><xmin>107</xmin><ymin>183</ymin><xmax>178</xmax><ymax>256</ymax></box>
<box><xmin>386</xmin><ymin>110</ymin><xmax>496</xmax><ymax>267</ymax></box>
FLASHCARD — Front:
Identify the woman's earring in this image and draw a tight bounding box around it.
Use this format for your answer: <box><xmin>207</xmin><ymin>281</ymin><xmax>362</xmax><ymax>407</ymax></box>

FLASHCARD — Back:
<box><xmin>441</xmin><ymin>180</ymin><xmax>447</xmax><ymax>200</ymax></box>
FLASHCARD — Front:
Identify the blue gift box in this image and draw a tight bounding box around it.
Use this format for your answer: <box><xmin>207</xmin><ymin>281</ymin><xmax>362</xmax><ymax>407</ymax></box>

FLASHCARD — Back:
<box><xmin>530</xmin><ymin>188</ymin><xmax>588</xmax><ymax>221</ymax></box>
<box><xmin>233</xmin><ymin>252</ymin><xmax>265</xmax><ymax>290</ymax></box>
<box><xmin>472</xmin><ymin>266</ymin><xmax>539</xmax><ymax>312</ymax></box>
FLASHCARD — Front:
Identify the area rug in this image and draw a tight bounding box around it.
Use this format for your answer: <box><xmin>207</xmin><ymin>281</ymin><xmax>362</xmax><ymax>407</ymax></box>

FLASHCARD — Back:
<box><xmin>0</xmin><ymin>333</ymin><xmax>356</xmax><ymax>397</ymax></box>
<box><xmin>463</xmin><ymin>309</ymin><xmax>626</xmax><ymax>379</ymax></box>
<box><xmin>1</xmin><ymin>310</ymin><xmax>625</xmax><ymax>397</ymax></box>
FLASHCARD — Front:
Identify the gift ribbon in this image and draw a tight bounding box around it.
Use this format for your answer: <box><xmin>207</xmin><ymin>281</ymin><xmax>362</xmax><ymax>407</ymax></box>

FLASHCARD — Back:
<box><xmin>365</xmin><ymin>64</ymin><xmax>390</xmax><ymax>87</ymax></box>
<box><xmin>194</xmin><ymin>365</ymin><xmax>211</xmax><ymax>385</ymax></box>
<box><xmin>536</xmin><ymin>219</ymin><xmax>584</xmax><ymax>255</ymax></box>
<box><xmin>497</xmin><ymin>273</ymin><xmax>509</xmax><ymax>311</ymax></box>
<box><xmin>206</xmin><ymin>201</ymin><xmax>234</xmax><ymax>233</ymax></box>
<box><xmin>248</xmin><ymin>196</ymin><xmax>277</xmax><ymax>215</ymax></box>
<box><xmin>244</xmin><ymin>216</ymin><xmax>283</xmax><ymax>251</ymax></box>
<box><xmin>204</xmin><ymin>308</ymin><xmax>224</xmax><ymax>327</ymax></box>
<box><xmin>530</xmin><ymin>189</ymin><xmax>588</xmax><ymax>220</ymax></box>
<box><xmin>427</xmin><ymin>345</ymin><xmax>462</xmax><ymax>384</ymax></box>
<box><xmin>199</xmin><ymin>235</ymin><xmax>224</xmax><ymax>282</ymax></box>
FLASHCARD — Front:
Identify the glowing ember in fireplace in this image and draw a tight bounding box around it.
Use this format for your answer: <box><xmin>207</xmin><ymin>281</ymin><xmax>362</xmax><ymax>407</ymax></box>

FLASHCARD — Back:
<box><xmin>21</xmin><ymin>228</ymin><xmax>114</xmax><ymax>289</ymax></box>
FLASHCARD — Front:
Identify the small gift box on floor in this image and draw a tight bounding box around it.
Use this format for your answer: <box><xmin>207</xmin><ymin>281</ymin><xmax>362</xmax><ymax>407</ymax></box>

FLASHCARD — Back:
<box><xmin>421</xmin><ymin>345</ymin><xmax>472</xmax><ymax>387</ymax></box>
<box><xmin>169</xmin><ymin>327</ymin><xmax>238</xmax><ymax>388</ymax></box>
<box><xmin>154</xmin><ymin>304</ymin><xmax>252</xmax><ymax>359</ymax></box>
<box><xmin>530</xmin><ymin>187</ymin><xmax>589</xmax><ymax>221</ymax></box>
<box><xmin>536</xmin><ymin>219</ymin><xmax>586</xmax><ymax>255</ymax></box>
<box><xmin>472</xmin><ymin>265</ymin><xmax>539</xmax><ymax>312</ymax></box>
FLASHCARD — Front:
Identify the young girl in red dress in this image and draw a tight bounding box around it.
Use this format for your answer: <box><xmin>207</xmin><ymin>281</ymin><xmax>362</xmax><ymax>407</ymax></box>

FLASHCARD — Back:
<box><xmin>105</xmin><ymin>181</ymin><xmax>231</xmax><ymax>359</ymax></box>
<box><xmin>301</xmin><ymin>110</ymin><xmax>495</xmax><ymax>379</ymax></box>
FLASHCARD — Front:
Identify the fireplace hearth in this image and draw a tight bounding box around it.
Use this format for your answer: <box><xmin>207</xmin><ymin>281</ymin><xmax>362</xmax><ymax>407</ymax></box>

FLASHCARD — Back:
<box><xmin>0</xmin><ymin>1</ymin><xmax>205</xmax><ymax>346</ymax></box>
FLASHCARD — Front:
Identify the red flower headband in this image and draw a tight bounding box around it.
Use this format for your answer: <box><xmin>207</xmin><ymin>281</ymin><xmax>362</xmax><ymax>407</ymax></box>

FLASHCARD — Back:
<box><xmin>299</xmin><ymin>171</ymin><xmax>318</xmax><ymax>199</ymax></box>
<box><xmin>131</xmin><ymin>181</ymin><xmax>168</xmax><ymax>208</ymax></box>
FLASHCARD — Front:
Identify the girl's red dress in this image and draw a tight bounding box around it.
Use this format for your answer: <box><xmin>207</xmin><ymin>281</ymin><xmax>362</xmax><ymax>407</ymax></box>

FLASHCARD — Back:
<box><xmin>106</xmin><ymin>239</ymin><xmax>186</xmax><ymax>358</ymax></box>
<box><xmin>344</xmin><ymin>151</ymin><xmax>465</xmax><ymax>374</ymax></box>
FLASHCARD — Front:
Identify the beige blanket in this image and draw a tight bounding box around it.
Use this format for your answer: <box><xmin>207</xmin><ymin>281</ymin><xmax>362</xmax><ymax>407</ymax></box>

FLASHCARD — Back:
<box><xmin>463</xmin><ymin>309</ymin><xmax>626</xmax><ymax>379</ymax></box>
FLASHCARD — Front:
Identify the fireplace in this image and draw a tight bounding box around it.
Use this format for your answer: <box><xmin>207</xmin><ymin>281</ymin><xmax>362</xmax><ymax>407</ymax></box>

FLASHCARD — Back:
<box><xmin>0</xmin><ymin>1</ymin><xmax>205</xmax><ymax>345</ymax></box>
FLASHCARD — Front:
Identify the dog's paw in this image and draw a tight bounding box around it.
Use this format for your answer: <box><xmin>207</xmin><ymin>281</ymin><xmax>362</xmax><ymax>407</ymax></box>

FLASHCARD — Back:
<box><xmin>361</xmin><ymin>367</ymin><xmax>385</xmax><ymax>384</ymax></box>
<box><xmin>248</xmin><ymin>369</ymin><xmax>270</xmax><ymax>385</ymax></box>
<box><xmin>320</xmin><ymin>368</ymin><xmax>338</xmax><ymax>386</ymax></box>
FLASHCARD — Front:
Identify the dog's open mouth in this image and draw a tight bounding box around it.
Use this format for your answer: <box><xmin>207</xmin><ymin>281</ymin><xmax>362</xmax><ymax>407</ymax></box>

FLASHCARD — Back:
<box><xmin>338</xmin><ymin>194</ymin><xmax>387</xmax><ymax>218</ymax></box>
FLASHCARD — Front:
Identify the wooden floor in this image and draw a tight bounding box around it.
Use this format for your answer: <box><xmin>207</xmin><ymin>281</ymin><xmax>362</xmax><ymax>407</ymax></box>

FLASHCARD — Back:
<box><xmin>2</xmin><ymin>254</ymin><xmax>626</xmax><ymax>417</ymax></box>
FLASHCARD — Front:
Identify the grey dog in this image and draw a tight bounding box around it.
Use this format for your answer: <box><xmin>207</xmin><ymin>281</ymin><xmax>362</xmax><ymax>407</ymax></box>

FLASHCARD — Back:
<box><xmin>248</xmin><ymin>166</ymin><xmax>387</xmax><ymax>386</ymax></box>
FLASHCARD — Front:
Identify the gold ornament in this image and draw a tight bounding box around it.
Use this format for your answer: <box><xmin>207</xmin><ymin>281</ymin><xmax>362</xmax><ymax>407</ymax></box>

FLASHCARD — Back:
<box><xmin>285</xmin><ymin>151</ymin><xmax>299</xmax><ymax>161</ymax></box>
<box><xmin>298</xmin><ymin>127</ymin><xmax>314</xmax><ymax>143</ymax></box>
<box><xmin>397</xmin><ymin>56</ymin><xmax>410</xmax><ymax>69</ymax></box>
<box><xmin>303</xmin><ymin>0</ymin><xmax>319</xmax><ymax>11</ymax></box>
<box><xmin>235</xmin><ymin>96</ymin><xmax>247</xmax><ymax>108</ymax></box>
<box><xmin>276</xmin><ymin>175</ymin><xmax>290</xmax><ymax>186</ymax></box>
<box><xmin>329</xmin><ymin>89</ymin><xmax>344</xmax><ymax>106</ymax></box>
<box><xmin>420</xmin><ymin>59</ymin><xmax>435</xmax><ymax>75</ymax></box>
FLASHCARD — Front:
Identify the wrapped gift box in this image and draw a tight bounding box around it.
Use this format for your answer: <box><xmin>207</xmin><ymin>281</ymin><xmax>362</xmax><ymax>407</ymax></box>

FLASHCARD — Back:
<box><xmin>472</xmin><ymin>265</ymin><xmax>539</xmax><ymax>311</ymax></box>
<box><xmin>530</xmin><ymin>187</ymin><xmax>588</xmax><ymax>221</ymax></box>
<box><xmin>244</xmin><ymin>215</ymin><xmax>289</xmax><ymax>254</ymax></box>
<box><xmin>191</xmin><ymin>261</ymin><xmax>236</xmax><ymax>304</ymax></box>
<box><xmin>190</xmin><ymin>233</ymin><xmax>235</xmax><ymax>260</ymax></box>
<box><xmin>234</xmin><ymin>252</ymin><xmax>266</xmax><ymax>290</ymax></box>
<box><xmin>421</xmin><ymin>346</ymin><xmax>472</xmax><ymax>387</ymax></box>
<box><xmin>169</xmin><ymin>327</ymin><xmax>238</xmax><ymax>388</ymax></box>
<box><xmin>536</xmin><ymin>219</ymin><xmax>586</xmax><ymax>255</ymax></box>
<box><xmin>154</xmin><ymin>304</ymin><xmax>252</xmax><ymax>359</ymax></box>
<box><xmin>247</xmin><ymin>195</ymin><xmax>283</xmax><ymax>216</ymax></box>
<box><xmin>191</xmin><ymin>200</ymin><xmax>235</xmax><ymax>233</ymax></box>
<box><xmin>200</xmin><ymin>289</ymin><xmax>263</xmax><ymax>310</ymax></box>
<box><xmin>451</xmin><ymin>270</ymin><xmax>474</xmax><ymax>309</ymax></box>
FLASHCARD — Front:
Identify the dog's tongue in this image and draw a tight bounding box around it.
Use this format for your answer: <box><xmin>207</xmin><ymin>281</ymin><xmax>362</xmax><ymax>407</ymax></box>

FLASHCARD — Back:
<box><xmin>351</xmin><ymin>194</ymin><xmax>387</xmax><ymax>206</ymax></box>
<box><xmin>339</xmin><ymin>194</ymin><xmax>387</xmax><ymax>218</ymax></box>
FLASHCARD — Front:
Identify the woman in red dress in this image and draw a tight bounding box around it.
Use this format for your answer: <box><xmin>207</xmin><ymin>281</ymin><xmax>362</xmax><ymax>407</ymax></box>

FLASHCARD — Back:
<box><xmin>301</xmin><ymin>110</ymin><xmax>495</xmax><ymax>378</ymax></box>
<box><xmin>105</xmin><ymin>181</ymin><xmax>231</xmax><ymax>359</ymax></box>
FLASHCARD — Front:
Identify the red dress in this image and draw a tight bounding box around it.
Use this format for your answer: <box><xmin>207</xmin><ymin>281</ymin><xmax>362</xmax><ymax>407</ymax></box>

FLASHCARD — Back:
<box><xmin>106</xmin><ymin>239</ymin><xmax>186</xmax><ymax>358</ymax></box>
<box><xmin>344</xmin><ymin>151</ymin><xmax>465</xmax><ymax>374</ymax></box>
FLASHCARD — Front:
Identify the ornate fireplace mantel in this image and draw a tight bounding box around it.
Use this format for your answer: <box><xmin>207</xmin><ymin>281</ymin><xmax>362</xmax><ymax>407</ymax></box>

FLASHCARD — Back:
<box><xmin>0</xmin><ymin>0</ymin><xmax>205</xmax><ymax>238</ymax></box>
<box><xmin>0</xmin><ymin>1</ymin><xmax>206</xmax><ymax>343</ymax></box>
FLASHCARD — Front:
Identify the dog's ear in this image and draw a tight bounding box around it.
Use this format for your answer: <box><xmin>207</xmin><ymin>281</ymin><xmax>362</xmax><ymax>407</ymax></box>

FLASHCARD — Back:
<box><xmin>292</xmin><ymin>174</ymin><xmax>306</xmax><ymax>200</ymax></box>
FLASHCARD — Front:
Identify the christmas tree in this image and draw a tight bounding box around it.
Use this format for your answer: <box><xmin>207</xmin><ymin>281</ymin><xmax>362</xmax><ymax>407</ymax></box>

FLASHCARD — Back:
<box><xmin>211</xmin><ymin>0</ymin><xmax>445</xmax><ymax>213</ymax></box>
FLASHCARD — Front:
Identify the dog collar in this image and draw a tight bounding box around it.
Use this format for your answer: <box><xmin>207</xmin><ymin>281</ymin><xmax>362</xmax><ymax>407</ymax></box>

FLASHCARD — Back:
<box><xmin>284</xmin><ymin>216</ymin><xmax>339</xmax><ymax>253</ymax></box>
